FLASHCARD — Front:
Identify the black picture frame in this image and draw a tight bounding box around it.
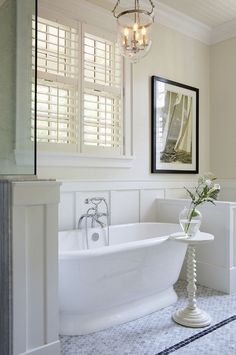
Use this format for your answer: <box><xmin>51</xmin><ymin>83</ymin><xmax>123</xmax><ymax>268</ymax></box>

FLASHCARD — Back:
<box><xmin>151</xmin><ymin>76</ymin><xmax>199</xmax><ymax>174</ymax></box>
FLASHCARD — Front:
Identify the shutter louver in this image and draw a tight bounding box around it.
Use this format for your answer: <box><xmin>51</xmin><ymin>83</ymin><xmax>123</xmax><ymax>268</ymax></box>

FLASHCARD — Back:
<box><xmin>83</xmin><ymin>31</ymin><xmax>123</xmax><ymax>152</ymax></box>
<box><xmin>32</xmin><ymin>17</ymin><xmax>79</xmax><ymax>145</ymax></box>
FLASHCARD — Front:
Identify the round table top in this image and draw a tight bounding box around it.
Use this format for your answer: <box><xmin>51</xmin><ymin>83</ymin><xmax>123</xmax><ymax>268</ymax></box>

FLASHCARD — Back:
<box><xmin>169</xmin><ymin>231</ymin><xmax>214</xmax><ymax>244</ymax></box>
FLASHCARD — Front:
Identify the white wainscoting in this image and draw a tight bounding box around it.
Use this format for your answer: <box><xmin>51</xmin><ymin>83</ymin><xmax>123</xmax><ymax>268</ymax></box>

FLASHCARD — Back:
<box><xmin>156</xmin><ymin>198</ymin><xmax>236</xmax><ymax>294</ymax></box>
<box><xmin>59</xmin><ymin>179</ymin><xmax>236</xmax><ymax>295</ymax></box>
<box><xmin>59</xmin><ymin>180</ymin><xmax>195</xmax><ymax>231</ymax></box>
<box><xmin>12</xmin><ymin>181</ymin><xmax>61</xmax><ymax>355</ymax></box>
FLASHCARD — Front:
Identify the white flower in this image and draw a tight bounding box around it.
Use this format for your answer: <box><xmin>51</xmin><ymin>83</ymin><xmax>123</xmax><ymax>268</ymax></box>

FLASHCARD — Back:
<box><xmin>214</xmin><ymin>184</ymin><xmax>220</xmax><ymax>191</ymax></box>
<box><xmin>205</xmin><ymin>179</ymin><xmax>212</xmax><ymax>187</ymax></box>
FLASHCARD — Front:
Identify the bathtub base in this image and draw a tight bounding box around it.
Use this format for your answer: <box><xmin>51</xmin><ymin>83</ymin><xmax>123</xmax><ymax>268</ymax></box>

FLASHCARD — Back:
<box><xmin>60</xmin><ymin>287</ymin><xmax>177</xmax><ymax>335</ymax></box>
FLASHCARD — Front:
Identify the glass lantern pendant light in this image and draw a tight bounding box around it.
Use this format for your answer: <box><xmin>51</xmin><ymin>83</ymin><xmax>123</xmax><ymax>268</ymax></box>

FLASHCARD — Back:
<box><xmin>112</xmin><ymin>0</ymin><xmax>155</xmax><ymax>63</ymax></box>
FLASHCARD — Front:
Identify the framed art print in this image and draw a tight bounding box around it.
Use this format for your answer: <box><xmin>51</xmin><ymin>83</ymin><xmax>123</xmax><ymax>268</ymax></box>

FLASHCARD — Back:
<box><xmin>151</xmin><ymin>76</ymin><xmax>199</xmax><ymax>174</ymax></box>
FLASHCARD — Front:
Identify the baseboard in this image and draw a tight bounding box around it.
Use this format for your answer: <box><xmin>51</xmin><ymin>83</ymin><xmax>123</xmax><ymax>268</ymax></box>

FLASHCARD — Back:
<box><xmin>230</xmin><ymin>267</ymin><xmax>236</xmax><ymax>293</ymax></box>
<box><xmin>20</xmin><ymin>341</ymin><xmax>60</xmax><ymax>355</ymax></box>
<box><xmin>179</xmin><ymin>261</ymin><xmax>232</xmax><ymax>294</ymax></box>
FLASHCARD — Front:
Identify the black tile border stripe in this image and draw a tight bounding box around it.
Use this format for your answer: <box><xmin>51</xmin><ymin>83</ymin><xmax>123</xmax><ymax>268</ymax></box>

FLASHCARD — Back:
<box><xmin>156</xmin><ymin>315</ymin><xmax>236</xmax><ymax>355</ymax></box>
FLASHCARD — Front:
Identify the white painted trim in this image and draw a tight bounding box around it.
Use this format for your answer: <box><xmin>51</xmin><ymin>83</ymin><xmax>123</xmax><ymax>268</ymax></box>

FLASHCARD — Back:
<box><xmin>16</xmin><ymin>149</ymin><xmax>134</xmax><ymax>168</ymax></box>
<box><xmin>20</xmin><ymin>341</ymin><xmax>60</xmax><ymax>355</ymax></box>
<box><xmin>41</xmin><ymin>0</ymin><xmax>236</xmax><ymax>46</ymax></box>
<box><xmin>218</xmin><ymin>179</ymin><xmax>236</xmax><ymax>188</ymax></box>
<box><xmin>38</xmin><ymin>0</ymin><xmax>133</xmax><ymax>165</ymax></box>
<box><xmin>59</xmin><ymin>179</ymin><xmax>197</xmax><ymax>192</ymax></box>
<box><xmin>156</xmin><ymin>2</ymin><xmax>212</xmax><ymax>45</ymax></box>
<box><xmin>180</xmin><ymin>260</ymin><xmax>231</xmax><ymax>294</ymax></box>
<box><xmin>103</xmin><ymin>0</ymin><xmax>236</xmax><ymax>45</ymax></box>
<box><xmin>38</xmin><ymin>152</ymin><xmax>134</xmax><ymax>168</ymax></box>
<box><xmin>12</xmin><ymin>181</ymin><xmax>61</xmax><ymax>205</ymax></box>
<box><xmin>211</xmin><ymin>19</ymin><xmax>236</xmax><ymax>44</ymax></box>
<box><xmin>157</xmin><ymin>197</ymin><xmax>236</xmax><ymax>206</ymax></box>
<box><xmin>105</xmin><ymin>0</ymin><xmax>211</xmax><ymax>45</ymax></box>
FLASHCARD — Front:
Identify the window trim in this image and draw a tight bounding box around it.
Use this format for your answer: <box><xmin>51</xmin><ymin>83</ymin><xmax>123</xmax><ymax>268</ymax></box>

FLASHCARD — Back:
<box><xmin>16</xmin><ymin>0</ymin><xmax>133</xmax><ymax>168</ymax></box>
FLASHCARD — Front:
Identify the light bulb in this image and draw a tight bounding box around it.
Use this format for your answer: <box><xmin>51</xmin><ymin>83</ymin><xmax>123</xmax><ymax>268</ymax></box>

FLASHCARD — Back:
<box><xmin>133</xmin><ymin>22</ymin><xmax>138</xmax><ymax>31</ymax></box>
<box><xmin>124</xmin><ymin>27</ymin><xmax>129</xmax><ymax>36</ymax></box>
<box><xmin>124</xmin><ymin>27</ymin><xmax>129</xmax><ymax>47</ymax></box>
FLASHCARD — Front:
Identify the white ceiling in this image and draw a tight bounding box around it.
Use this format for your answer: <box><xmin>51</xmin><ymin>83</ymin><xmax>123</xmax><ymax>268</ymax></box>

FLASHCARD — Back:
<box><xmin>88</xmin><ymin>0</ymin><xmax>236</xmax><ymax>28</ymax></box>
<box><xmin>158</xmin><ymin>0</ymin><xmax>236</xmax><ymax>28</ymax></box>
<box><xmin>87</xmin><ymin>0</ymin><xmax>236</xmax><ymax>44</ymax></box>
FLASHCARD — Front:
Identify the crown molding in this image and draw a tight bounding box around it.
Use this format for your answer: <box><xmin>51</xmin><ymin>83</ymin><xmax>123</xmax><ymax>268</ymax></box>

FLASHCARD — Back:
<box><xmin>211</xmin><ymin>19</ymin><xmax>236</xmax><ymax>44</ymax></box>
<box><xmin>156</xmin><ymin>2</ymin><xmax>212</xmax><ymax>45</ymax></box>
<box><xmin>105</xmin><ymin>0</ymin><xmax>212</xmax><ymax>44</ymax></box>
<box><xmin>97</xmin><ymin>0</ymin><xmax>236</xmax><ymax>45</ymax></box>
<box><xmin>39</xmin><ymin>0</ymin><xmax>236</xmax><ymax>45</ymax></box>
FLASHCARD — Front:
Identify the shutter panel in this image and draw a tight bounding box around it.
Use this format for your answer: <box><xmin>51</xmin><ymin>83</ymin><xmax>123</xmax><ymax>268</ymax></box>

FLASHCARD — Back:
<box><xmin>82</xmin><ymin>30</ymin><xmax>123</xmax><ymax>153</ymax></box>
<box><xmin>32</xmin><ymin>17</ymin><xmax>79</xmax><ymax>145</ymax></box>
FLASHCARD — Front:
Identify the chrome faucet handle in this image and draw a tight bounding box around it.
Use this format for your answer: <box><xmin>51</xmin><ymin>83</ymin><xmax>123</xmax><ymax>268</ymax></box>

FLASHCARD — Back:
<box><xmin>84</xmin><ymin>197</ymin><xmax>104</xmax><ymax>207</ymax></box>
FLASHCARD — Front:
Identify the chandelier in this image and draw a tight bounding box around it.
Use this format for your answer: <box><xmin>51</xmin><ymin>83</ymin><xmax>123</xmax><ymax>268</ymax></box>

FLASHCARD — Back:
<box><xmin>112</xmin><ymin>0</ymin><xmax>155</xmax><ymax>63</ymax></box>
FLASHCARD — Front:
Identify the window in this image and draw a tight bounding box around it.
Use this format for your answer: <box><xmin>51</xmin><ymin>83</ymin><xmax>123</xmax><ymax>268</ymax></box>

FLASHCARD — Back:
<box><xmin>33</xmin><ymin>17</ymin><xmax>124</xmax><ymax>157</ymax></box>
<box><xmin>83</xmin><ymin>31</ymin><xmax>122</xmax><ymax>155</ymax></box>
<box><xmin>32</xmin><ymin>17</ymin><xmax>79</xmax><ymax>151</ymax></box>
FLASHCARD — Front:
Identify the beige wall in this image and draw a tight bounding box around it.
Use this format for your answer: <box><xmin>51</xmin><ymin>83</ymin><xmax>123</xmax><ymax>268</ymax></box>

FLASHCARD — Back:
<box><xmin>38</xmin><ymin>20</ymin><xmax>210</xmax><ymax>181</ymax></box>
<box><xmin>210</xmin><ymin>37</ymin><xmax>236</xmax><ymax>179</ymax></box>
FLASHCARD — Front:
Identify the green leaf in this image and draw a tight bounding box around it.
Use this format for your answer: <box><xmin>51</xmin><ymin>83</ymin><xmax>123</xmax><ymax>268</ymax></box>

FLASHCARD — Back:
<box><xmin>192</xmin><ymin>210</ymin><xmax>199</xmax><ymax>217</ymax></box>
<box><xmin>184</xmin><ymin>187</ymin><xmax>195</xmax><ymax>201</ymax></box>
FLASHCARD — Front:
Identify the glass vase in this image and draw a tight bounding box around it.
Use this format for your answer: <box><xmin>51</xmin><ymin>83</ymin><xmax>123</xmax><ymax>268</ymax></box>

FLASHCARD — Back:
<box><xmin>179</xmin><ymin>206</ymin><xmax>202</xmax><ymax>238</ymax></box>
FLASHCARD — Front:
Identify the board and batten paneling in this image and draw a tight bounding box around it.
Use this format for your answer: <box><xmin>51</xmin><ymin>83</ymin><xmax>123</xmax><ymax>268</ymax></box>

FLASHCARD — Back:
<box><xmin>59</xmin><ymin>180</ymin><xmax>194</xmax><ymax>231</ymax></box>
<box><xmin>12</xmin><ymin>181</ymin><xmax>60</xmax><ymax>355</ymax></box>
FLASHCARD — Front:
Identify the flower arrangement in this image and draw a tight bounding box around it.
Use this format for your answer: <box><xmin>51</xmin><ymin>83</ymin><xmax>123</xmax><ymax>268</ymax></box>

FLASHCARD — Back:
<box><xmin>181</xmin><ymin>173</ymin><xmax>221</xmax><ymax>236</ymax></box>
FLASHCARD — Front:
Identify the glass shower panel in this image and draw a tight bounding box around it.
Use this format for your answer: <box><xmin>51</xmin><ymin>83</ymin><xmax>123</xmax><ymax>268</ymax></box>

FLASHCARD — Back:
<box><xmin>0</xmin><ymin>0</ymin><xmax>36</xmax><ymax>175</ymax></box>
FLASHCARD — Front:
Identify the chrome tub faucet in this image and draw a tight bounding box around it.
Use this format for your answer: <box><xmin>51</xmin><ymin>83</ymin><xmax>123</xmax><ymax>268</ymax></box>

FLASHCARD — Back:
<box><xmin>78</xmin><ymin>197</ymin><xmax>110</xmax><ymax>249</ymax></box>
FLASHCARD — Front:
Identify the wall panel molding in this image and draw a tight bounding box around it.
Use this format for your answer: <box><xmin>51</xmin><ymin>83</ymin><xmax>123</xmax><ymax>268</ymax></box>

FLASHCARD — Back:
<box><xmin>59</xmin><ymin>179</ymin><xmax>194</xmax><ymax>231</ymax></box>
<box><xmin>12</xmin><ymin>181</ymin><xmax>60</xmax><ymax>355</ymax></box>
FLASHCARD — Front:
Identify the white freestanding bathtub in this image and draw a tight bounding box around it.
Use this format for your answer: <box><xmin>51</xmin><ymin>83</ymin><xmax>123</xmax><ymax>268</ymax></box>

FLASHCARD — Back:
<box><xmin>59</xmin><ymin>223</ymin><xmax>187</xmax><ymax>335</ymax></box>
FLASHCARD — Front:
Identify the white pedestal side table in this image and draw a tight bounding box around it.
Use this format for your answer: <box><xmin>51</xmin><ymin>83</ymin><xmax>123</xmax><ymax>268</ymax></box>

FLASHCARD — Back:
<box><xmin>172</xmin><ymin>231</ymin><xmax>214</xmax><ymax>328</ymax></box>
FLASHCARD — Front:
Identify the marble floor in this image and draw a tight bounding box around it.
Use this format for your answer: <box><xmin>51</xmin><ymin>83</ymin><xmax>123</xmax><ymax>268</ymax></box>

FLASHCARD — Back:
<box><xmin>60</xmin><ymin>281</ymin><xmax>236</xmax><ymax>355</ymax></box>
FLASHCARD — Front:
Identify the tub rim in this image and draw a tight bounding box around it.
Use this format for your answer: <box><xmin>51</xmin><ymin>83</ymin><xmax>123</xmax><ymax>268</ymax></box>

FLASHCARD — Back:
<box><xmin>59</xmin><ymin>222</ymin><xmax>182</xmax><ymax>259</ymax></box>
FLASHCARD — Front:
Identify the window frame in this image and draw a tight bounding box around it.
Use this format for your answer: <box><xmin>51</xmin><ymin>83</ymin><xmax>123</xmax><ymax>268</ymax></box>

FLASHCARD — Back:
<box><xmin>35</xmin><ymin>2</ymin><xmax>133</xmax><ymax>168</ymax></box>
<box><xmin>81</xmin><ymin>23</ymin><xmax>124</xmax><ymax>157</ymax></box>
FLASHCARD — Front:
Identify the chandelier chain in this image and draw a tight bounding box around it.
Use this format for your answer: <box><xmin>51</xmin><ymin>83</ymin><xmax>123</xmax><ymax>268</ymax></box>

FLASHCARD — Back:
<box><xmin>112</xmin><ymin>0</ymin><xmax>121</xmax><ymax>17</ymax></box>
<box><xmin>112</xmin><ymin>0</ymin><xmax>155</xmax><ymax>18</ymax></box>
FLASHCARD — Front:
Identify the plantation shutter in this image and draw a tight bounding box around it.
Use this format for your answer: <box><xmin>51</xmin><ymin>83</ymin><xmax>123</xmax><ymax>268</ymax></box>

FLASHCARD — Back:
<box><xmin>32</xmin><ymin>17</ymin><xmax>79</xmax><ymax>149</ymax></box>
<box><xmin>82</xmin><ymin>27</ymin><xmax>123</xmax><ymax>155</ymax></box>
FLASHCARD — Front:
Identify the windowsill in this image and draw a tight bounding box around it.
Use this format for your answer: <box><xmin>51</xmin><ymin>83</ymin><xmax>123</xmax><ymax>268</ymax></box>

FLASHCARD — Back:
<box><xmin>37</xmin><ymin>151</ymin><xmax>134</xmax><ymax>168</ymax></box>
<box><xmin>15</xmin><ymin>149</ymin><xmax>134</xmax><ymax>168</ymax></box>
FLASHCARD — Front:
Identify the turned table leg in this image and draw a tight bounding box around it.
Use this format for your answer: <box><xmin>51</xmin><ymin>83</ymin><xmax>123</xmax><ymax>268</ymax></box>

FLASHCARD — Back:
<box><xmin>173</xmin><ymin>245</ymin><xmax>211</xmax><ymax>328</ymax></box>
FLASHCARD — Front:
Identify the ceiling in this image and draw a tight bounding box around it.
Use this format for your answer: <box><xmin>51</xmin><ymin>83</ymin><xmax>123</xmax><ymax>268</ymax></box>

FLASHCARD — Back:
<box><xmin>89</xmin><ymin>0</ymin><xmax>236</xmax><ymax>29</ymax></box>
<box><xmin>86</xmin><ymin>0</ymin><xmax>236</xmax><ymax>44</ymax></box>
<box><xmin>159</xmin><ymin>0</ymin><xmax>236</xmax><ymax>28</ymax></box>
